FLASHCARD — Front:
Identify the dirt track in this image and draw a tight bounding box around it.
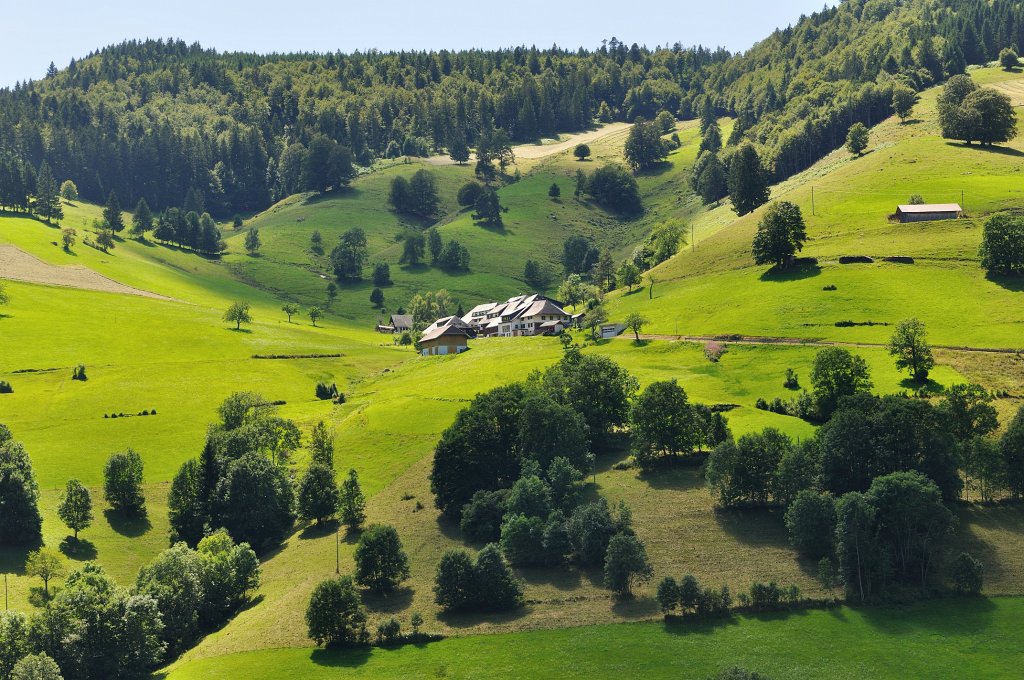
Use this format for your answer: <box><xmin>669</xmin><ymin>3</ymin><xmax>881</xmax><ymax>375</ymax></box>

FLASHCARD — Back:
<box><xmin>422</xmin><ymin>122</ymin><xmax>631</xmax><ymax>166</ymax></box>
<box><xmin>619</xmin><ymin>332</ymin><xmax>1024</xmax><ymax>355</ymax></box>
<box><xmin>0</xmin><ymin>245</ymin><xmax>173</xmax><ymax>300</ymax></box>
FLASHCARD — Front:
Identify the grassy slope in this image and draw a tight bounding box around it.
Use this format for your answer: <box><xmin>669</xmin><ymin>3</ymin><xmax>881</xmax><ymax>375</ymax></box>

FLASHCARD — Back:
<box><xmin>607</xmin><ymin>66</ymin><xmax>1024</xmax><ymax>348</ymax></box>
<box><xmin>168</xmin><ymin>597</ymin><xmax>1024</xmax><ymax>680</ymax></box>
<box><xmin>2</xmin><ymin>70</ymin><xmax>1023</xmax><ymax>678</ymax></box>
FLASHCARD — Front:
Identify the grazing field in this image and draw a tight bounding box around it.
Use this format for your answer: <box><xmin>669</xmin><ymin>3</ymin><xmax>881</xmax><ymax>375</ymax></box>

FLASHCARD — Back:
<box><xmin>166</xmin><ymin>596</ymin><xmax>1024</xmax><ymax>679</ymax></box>
<box><xmin>607</xmin><ymin>67</ymin><xmax>1024</xmax><ymax>350</ymax></box>
<box><xmin>2</xmin><ymin>64</ymin><xmax>1024</xmax><ymax>680</ymax></box>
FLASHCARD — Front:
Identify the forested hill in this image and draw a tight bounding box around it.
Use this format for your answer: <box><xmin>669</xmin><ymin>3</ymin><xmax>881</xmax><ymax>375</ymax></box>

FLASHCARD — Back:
<box><xmin>0</xmin><ymin>0</ymin><xmax>1021</xmax><ymax>217</ymax></box>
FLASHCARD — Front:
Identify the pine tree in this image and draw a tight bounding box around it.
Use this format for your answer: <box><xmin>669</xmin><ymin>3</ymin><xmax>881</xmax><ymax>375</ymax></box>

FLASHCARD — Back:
<box><xmin>33</xmin><ymin>163</ymin><xmax>62</xmax><ymax>224</ymax></box>
<box><xmin>728</xmin><ymin>144</ymin><xmax>769</xmax><ymax>216</ymax></box>
<box><xmin>103</xmin><ymin>191</ymin><xmax>124</xmax><ymax>232</ymax></box>
<box><xmin>245</xmin><ymin>227</ymin><xmax>261</xmax><ymax>256</ymax></box>
<box><xmin>339</xmin><ymin>469</ymin><xmax>366</xmax><ymax>530</ymax></box>
<box><xmin>131</xmin><ymin>198</ymin><xmax>153</xmax><ymax>237</ymax></box>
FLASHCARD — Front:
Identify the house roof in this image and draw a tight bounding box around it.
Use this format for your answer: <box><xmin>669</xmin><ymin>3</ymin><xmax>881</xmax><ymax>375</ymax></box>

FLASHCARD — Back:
<box><xmin>420</xmin><ymin>322</ymin><xmax>474</xmax><ymax>343</ymax></box>
<box><xmin>896</xmin><ymin>204</ymin><xmax>962</xmax><ymax>213</ymax></box>
<box><xmin>390</xmin><ymin>314</ymin><xmax>413</xmax><ymax>328</ymax></box>
<box><xmin>521</xmin><ymin>299</ymin><xmax>569</xmax><ymax>318</ymax></box>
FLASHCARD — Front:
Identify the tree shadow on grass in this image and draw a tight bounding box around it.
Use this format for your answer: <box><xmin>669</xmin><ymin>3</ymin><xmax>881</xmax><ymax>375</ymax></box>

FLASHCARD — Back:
<box><xmin>28</xmin><ymin>585</ymin><xmax>59</xmax><ymax>608</ymax></box>
<box><xmin>759</xmin><ymin>263</ymin><xmax>822</xmax><ymax>282</ymax></box>
<box><xmin>0</xmin><ymin>541</ymin><xmax>38</xmax><ymax>575</ymax></box>
<box><xmin>437</xmin><ymin>604</ymin><xmax>532</xmax><ymax>629</ymax></box>
<box><xmin>984</xmin><ymin>271</ymin><xmax>1024</xmax><ymax>293</ymax></box>
<box><xmin>637</xmin><ymin>465</ymin><xmax>705</xmax><ymax>491</ymax></box>
<box><xmin>226</xmin><ymin>327</ymin><xmax>253</xmax><ymax>334</ymax></box>
<box><xmin>517</xmin><ymin>565</ymin><xmax>583</xmax><ymax>591</ymax></box>
<box><xmin>610</xmin><ymin>594</ymin><xmax>661</xmax><ymax>618</ymax></box>
<box><xmin>857</xmin><ymin>596</ymin><xmax>997</xmax><ymax>635</ymax></box>
<box><xmin>304</xmin><ymin>186</ymin><xmax>360</xmax><ymax>206</ymax></box>
<box><xmin>636</xmin><ymin>161</ymin><xmax>674</xmax><ymax>178</ymax></box>
<box><xmin>662</xmin><ymin>612</ymin><xmax>742</xmax><ymax>636</ymax></box>
<box><xmin>945</xmin><ymin>142</ymin><xmax>1024</xmax><ymax>158</ymax></box>
<box><xmin>104</xmin><ymin>509</ymin><xmax>151</xmax><ymax>538</ymax></box>
<box><xmin>362</xmin><ymin>585</ymin><xmax>415</xmax><ymax>613</ymax></box>
<box><xmin>300</xmin><ymin>518</ymin><xmax>341</xmax><ymax>540</ymax></box>
<box><xmin>309</xmin><ymin>646</ymin><xmax>373</xmax><ymax>668</ymax></box>
<box><xmin>60</xmin><ymin>537</ymin><xmax>97</xmax><ymax>561</ymax></box>
<box><xmin>950</xmin><ymin>504</ymin><xmax>1022</xmax><ymax>579</ymax></box>
<box><xmin>435</xmin><ymin>514</ymin><xmax>465</xmax><ymax>543</ymax></box>
<box><xmin>898</xmin><ymin>376</ymin><xmax>946</xmax><ymax>395</ymax></box>
<box><xmin>712</xmin><ymin>507</ymin><xmax>789</xmax><ymax>548</ymax></box>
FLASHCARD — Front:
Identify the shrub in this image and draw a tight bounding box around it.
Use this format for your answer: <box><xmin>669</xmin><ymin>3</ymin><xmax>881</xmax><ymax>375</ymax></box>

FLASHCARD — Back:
<box><xmin>783</xmin><ymin>369</ymin><xmax>799</xmax><ymax>390</ymax></box>
<box><xmin>457</xmin><ymin>181</ymin><xmax>483</xmax><ymax>207</ymax></box>
<box><xmin>603</xmin><ymin>533</ymin><xmax>653</xmax><ymax>595</ymax></box>
<box><xmin>704</xmin><ymin>342</ymin><xmax>725</xmax><ymax>362</ymax></box>
<box><xmin>315</xmin><ymin>382</ymin><xmax>340</xmax><ymax>400</ymax></box>
<box><xmin>584</xmin><ymin>164</ymin><xmax>642</xmax><ymax>214</ymax></box>
<box><xmin>0</xmin><ymin>381</ymin><xmax>12</xmax><ymax>394</ymax></box>
<box><xmin>657</xmin><ymin>576</ymin><xmax>680</xmax><ymax>613</ymax></box>
<box><xmin>748</xmin><ymin>582</ymin><xmax>785</xmax><ymax>610</ymax></box>
<box><xmin>499</xmin><ymin>513</ymin><xmax>546</xmax><ymax>566</ymax></box>
<box><xmin>950</xmin><ymin>552</ymin><xmax>984</xmax><ymax>595</ymax></box>
<box><xmin>71</xmin><ymin>364</ymin><xmax>87</xmax><ymax>381</ymax></box>
<box><xmin>375</xmin><ymin>617</ymin><xmax>402</xmax><ymax>646</ymax></box>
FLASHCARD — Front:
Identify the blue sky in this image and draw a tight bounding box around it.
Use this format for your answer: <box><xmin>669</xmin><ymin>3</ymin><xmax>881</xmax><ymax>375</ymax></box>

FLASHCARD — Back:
<box><xmin>1</xmin><ymin>1</ymin><xmax>834</xmax><ymax>87</ymax></box>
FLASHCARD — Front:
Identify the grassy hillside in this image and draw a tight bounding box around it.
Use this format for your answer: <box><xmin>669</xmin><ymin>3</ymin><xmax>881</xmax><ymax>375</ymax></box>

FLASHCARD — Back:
<box><xmin>2</xmin><ymin>65</ymin><xmax>1024</xmax><ymax>680</ymax></box>
<box><xmin>607</xmin><ymin>66</ymin><xmax>1024</xmax><ymax>349</ymax></box>
<box><xmin>168</xmin><ymin>597</ymin><xmax>1024</xmax><ymax>680</ymax></box>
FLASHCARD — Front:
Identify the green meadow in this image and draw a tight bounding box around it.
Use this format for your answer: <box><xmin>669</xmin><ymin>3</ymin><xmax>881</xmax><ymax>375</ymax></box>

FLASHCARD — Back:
<box><xmin>167</xmin><ymin>597</ymin><xmax>1024</xmax><ymax>680</ymax></box>
<box><xmin>1</xmin><ymin>66</ymin><xmax>1023</xmax><ymax>678</ymax></box>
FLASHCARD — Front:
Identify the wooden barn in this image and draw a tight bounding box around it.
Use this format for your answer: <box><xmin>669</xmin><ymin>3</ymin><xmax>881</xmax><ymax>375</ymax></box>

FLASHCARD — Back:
<box><xmin>895</xmin><ymin>203</ymin><xmax>962</xmax><ymax>223</ymax></box>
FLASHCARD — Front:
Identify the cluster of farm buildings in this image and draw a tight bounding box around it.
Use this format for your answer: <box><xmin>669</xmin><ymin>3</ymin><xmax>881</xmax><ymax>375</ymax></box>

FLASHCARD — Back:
<box><xmin>378</xmin><ymin>293</ymin><xmax>609</xmax><ymax>356</ymax></box>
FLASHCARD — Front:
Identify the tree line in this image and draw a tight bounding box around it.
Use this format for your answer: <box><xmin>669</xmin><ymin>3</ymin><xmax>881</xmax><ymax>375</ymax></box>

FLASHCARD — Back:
<box><xmin>2</xmin><ymin>2</ymin><xmax>1019</xmax><ymax>216</ymax></box>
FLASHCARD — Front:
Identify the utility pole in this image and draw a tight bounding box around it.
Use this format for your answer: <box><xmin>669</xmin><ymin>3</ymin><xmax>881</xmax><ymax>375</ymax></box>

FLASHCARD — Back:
<box><xmin>961</xmin><ymin>189</ymin><xmax>965</xmax><ymax>211</ymax></box>
<box><xmin>335</xmin><ymin>525</ymin><xmax>340</xmax><ymax>575</ymax></box>
<box><xmin>811</xmin><ymin>186</ymin><xmax>815</xmax><ymax>217</ymax></box>
<box><xmin>691</xmin><ymin>223</ymin><xmax>695</xmax><ymax>251</ymax></box>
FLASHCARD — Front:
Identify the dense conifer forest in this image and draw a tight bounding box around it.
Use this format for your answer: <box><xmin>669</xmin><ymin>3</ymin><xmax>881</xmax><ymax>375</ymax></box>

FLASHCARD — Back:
<box><xmin>1</xmin><ymin>0</ymin><xmax>1022</xmax><ymax>217</ymax></box>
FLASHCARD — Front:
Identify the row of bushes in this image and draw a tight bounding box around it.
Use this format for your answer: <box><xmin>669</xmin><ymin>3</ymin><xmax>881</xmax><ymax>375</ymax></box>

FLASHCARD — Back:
<box><xmin>103</xmin><ymin>409</ymin><xmax>157</xmax><ymax>418</ymax></box>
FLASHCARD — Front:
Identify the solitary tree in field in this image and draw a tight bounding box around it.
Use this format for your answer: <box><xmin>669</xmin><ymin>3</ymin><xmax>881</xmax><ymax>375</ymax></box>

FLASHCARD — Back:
<box><xmin>309</xmin><ymin>306</ymin><xmax>324</xmax><ymax>327</ymax></box>
<box><xmin>95</xmin><ymin>230</ymin><xmax>115</xmax><ymax>252</ymax></box>
<box><xmin>1000</xmin><ymin>47</ymin><xmax>1020</xmax><ymax>70</ymax></box>
<box><xmin>306</xmin><ymin>575</ymin><xmax>369</xmax><ymax>647</ymax></box>
<box><xmin>298</xmin><ymin>463</ymin><xmax>340</xmax><ymax>525</ymax></box>
<box><xmin>339</xmin><ymin>469</ymin><xmax>366</xmax><ymax>530</ymax></box>
<box><xmin>630</xmin><ymin>379</ymin><xmax>698</xmax><ymax>465</ymax></box>
<box><xmin>585</xmin><ymin>304</ymin><xmax>609</xmax><ymax>339</ymax></box>
<box><xmin>309</xmin><ymin>230</ymin><xmax>324</xmax><ymax>255</ymax></box>
<box><xmin>25</xmin><ymin>547</ymin><xmax>66</xmax><ymax>598</ymax></box>
<box><xmin>810</xmin><ymin>347</ymin><xmax>872</xmax><ymax>419</ymax></box>
<box><xmin>846</xmin><ymin>123</ymin><xmax>869</xmax><ymax>156</ymax></box>
<box><xmin>224</xmin><ymin>301</ymin><xmax>252</xmax><ymax>330</ymax></box>
<box><xmin>448</xmin><ymin>135</ymin><xmax>470</xmax><ymax>165</ymax></box>
<box><xmin>103</xmin><ymin>449</ymin><xmax>146</xmax><ymax>517</ymax></box>
<box><xmin>557</xmin><ymin>274</ymin><xmax>585</xmax><ymax>311</ymax></box>
<box><xmin>980</xmin><ymin>214</ymin><xmax>1024</xmax><ymax>274</ymax></box>
<box><xmin>892</xmin><ymin>86</ymin><xmax>920</xmax><ymax>122</ymax></box>
<box><xmin>244</xmin><ymin>227</ymin><xmax>261</xmax><ymax>256</ymax></box>
<box><xmin>282</xmin><ymin>303</ymin><xmax>299</xmax><ymax>323</ymax></box>
<box><xmin>103</xmin><ymin>191</ymin><xmax>124</xmax><ymax>233</ymax></box>
<box><xmin>58</xmin><ymin>479</ymin><xmax>92</xmax><ymax>540</ymax></box>
<box><xmin>624</xmin><ymin>312</ymin><xmax>647</xmax><ymax>340</ymax></box>
<box><xmin>603</xmin><ymin>533</ymin><xmax>653</xmax><ymax>596</ymax></box>
<box><xmin>131</xmin><ymin>198</ymin><xmax>153</xmax><ymax>238</ymax></box>
<box><xmin>728</xmin><ymin>144</ymin><xmax>769</xmax><ymax>216</ymax></box>
<box><xmin>574</xmin><ymin>143</ymin><xmax>591</xmax><ymax>161</ymax></box>
<box><xmin>59</xmin><ymin>180</ymin><xmax>78</xmax><ymax>201</ymax></box>
<box><xmin>751</xmin><ymin>201</ymin><xmax>807</xmax><ymax>269</ymax></box>
<box><xmin>549</xmin><ymin>182</ymin><xmax>561</xmax><ymax>199</ymax></box>
<box><xmin>354</xmin><ymin>524</ymin><xmax>411</xmax><ymax>594</ymax></box>
<box><xmin>326</xmin><ymin>282</ymin><xmax>339</xmax><ymax>307</ymax></box>
<box><xmin>617</xmin><ymin>262</ymin><xmax>641</xmax><ymax>292</ymax></box>
<box><xmin>887</xmin><ymin>318</ymin><xmax>934</xmax><ymax>382</ymax></box>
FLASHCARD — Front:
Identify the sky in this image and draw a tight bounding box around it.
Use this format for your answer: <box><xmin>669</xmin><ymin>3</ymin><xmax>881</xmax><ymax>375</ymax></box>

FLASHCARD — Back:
<box><xmin>1</xmin><ymin>0</ymin><xmax>835</xmax><ymax>87</ymax></box>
